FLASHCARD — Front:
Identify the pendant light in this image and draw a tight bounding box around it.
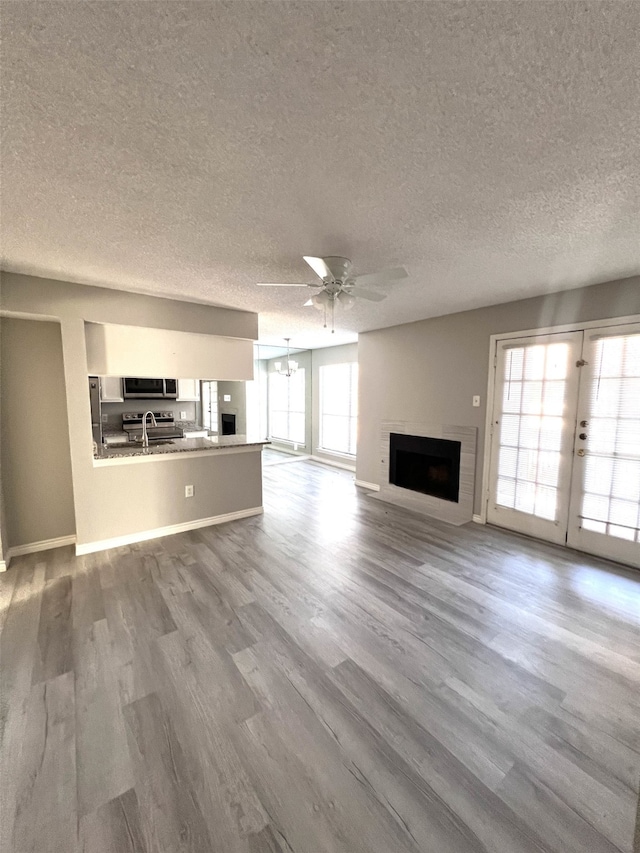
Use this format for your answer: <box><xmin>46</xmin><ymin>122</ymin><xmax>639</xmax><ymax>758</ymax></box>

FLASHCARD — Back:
<box><xmin>274</xmin><ymin>338</ymin><xmax>298</xmax><ymax>377</ymax></box>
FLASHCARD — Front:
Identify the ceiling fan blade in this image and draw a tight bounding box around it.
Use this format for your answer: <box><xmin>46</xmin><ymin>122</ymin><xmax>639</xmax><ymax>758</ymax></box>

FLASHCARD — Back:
<box><xmin>303</xmin><ymin>256</ymin><xmax>332</xmax><ymax>280</ymax></box>
<box><xmin>256</xmin><ymin>282</ymin><xmax>312</xmax><ymax>287</ymax></box>
<box><xmin>353</xmin><ymin>266</ymin><xmax>408</xmax><ymax>287</ymax></box>
<box><xmin>350</xmin><ymin>287</ymin><xmax>387</xmax><ymax>302</ymax></box>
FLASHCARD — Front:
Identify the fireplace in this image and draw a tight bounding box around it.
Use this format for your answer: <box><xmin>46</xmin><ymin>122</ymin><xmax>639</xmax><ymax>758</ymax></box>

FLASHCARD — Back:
<box><xmin>389</xmin><ymin>433</ymin><xmax>461</xmax><ymax>503</ymax></box>
<box><xmin>221</xmin><ymin>413</ymin><xmax>236</xmax><ymax>435</ymax></box>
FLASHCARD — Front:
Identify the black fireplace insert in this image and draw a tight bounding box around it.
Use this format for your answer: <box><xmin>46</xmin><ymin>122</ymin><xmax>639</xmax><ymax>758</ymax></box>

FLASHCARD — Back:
<box><xmin>221</xmin><ymin>413</ymin><xmax>236</xmax><ymax>436</ymax></box>
<box><xmin>389</xmin><ymin>433</ymin><xmax>461</xmax><ymax>502</ymax></box>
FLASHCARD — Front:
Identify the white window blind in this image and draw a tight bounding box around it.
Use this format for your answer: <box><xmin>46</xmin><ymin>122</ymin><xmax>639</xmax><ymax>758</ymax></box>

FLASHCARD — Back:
<box><xmin>495</xmin><ymin>342</ymin><xmax>569</xmax><ymax>520</ymax></box>
<box><xmin>268</xmin><ymin>369</ymin><xmax>306</xmax><ymax>444</ymax></box>
<box><xmin>580</xmin><ymin>332</ymin><xmax>640</xmax><ymax>542</ymax></box>
<box><xmin>319</xmin><ymin>362</ymin><xmax>358</xmax><ymax>455</ymax></box>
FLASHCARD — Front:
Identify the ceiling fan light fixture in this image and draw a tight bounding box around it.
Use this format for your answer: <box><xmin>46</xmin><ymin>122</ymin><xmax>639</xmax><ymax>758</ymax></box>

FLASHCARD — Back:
<box><xmin>312</xmin><ymin>291</ymin><xmax>331</xmax><ymax>310</ymax></box>
<box><xmin>337</xmin><ymin>290</ymin><xmax>355</xmax><ymax>310</ymax></box>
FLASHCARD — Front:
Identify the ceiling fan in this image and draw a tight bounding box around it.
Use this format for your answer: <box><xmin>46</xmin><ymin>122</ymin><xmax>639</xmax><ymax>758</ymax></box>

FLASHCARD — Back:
<box><xmin>257</xmin><ymin>256</ymin><xmax>408</xmax><ymax>332</ymax></box>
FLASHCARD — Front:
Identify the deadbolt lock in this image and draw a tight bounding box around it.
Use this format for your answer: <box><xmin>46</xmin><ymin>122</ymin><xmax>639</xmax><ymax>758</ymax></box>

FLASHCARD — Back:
<box><xmin>579</xmin><ymin>433</ymin><xmax>588</xmax><ymax>440</ymax></box>
<box><xmin>580</xmin><ymin>420</ymin><xmax>588</xmax><ymax>427</ymax></box>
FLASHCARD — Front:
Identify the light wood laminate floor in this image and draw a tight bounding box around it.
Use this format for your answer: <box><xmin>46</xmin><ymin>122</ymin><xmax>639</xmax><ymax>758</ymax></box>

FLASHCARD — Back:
<box><xmin>1</xmin><ymin>458</ymin><xmax>639</xmax><ymax>853</ymax></box>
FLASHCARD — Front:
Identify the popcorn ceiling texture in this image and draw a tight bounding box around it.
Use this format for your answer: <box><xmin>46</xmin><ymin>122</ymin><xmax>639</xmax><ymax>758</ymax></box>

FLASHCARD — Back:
<box><xmin>2</xmin><ymin>1</ymin><xmax>639</xmax><ymax>346</ymax></box>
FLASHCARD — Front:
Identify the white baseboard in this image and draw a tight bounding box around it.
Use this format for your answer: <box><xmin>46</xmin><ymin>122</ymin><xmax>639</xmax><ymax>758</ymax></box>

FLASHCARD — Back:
<box><xmin>472</xmin><ymin>514</ymin><xmax>484</xmax><ymax>524</ymax></box>
<box><xmin>355</xmin><ymin>479</ymin><xmax>381</xmax><ymax>492</ymax></box>
<box><xmin>76</xmin><ymin>507</ymin><xmax>264</xmax><ymax>555</ymax></box>
<box><xmin>310</xmin><ymin>455</ymin><xmax>356</xmax><ymax>473</ymax></box>
<box><xmin>5</xmin><ymin>534</ymin><xmax>77</xmax><ymax>562</ymax></box>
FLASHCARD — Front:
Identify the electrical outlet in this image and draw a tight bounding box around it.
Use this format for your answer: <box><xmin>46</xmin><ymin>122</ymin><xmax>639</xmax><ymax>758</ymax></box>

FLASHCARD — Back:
<box><xmin>473</xmin><ymin>395</ymin><xmax>481</xmax><ymax>407</ymax></box>
<box><xmin>185</xmin><ymin>485</ymin><xmax>194</xmax><ymax>498</ymax></box>
<box><xmin>101</xmin><ymin>413</ymin><xmax>108</xmax><ymax>422</ymax></box>
<box><xmin>180</xmin><ymin>411</ymin><xmax>187</xmax><ymax>420</ymax></box>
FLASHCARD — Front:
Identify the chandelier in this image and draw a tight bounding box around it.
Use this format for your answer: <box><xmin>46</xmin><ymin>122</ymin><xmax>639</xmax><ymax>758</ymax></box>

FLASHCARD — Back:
<box><xmin>274</xmin><ymin>338</ymin><xmax>298</xmax><ymax>377</ymax></box>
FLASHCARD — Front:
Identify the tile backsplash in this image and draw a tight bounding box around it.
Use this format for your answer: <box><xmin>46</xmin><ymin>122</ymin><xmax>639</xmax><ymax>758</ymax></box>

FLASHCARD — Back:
<box><xmin>101</xmin><ymin>400</ymin><xmax>199</xmax><ymax>428</ymax></box>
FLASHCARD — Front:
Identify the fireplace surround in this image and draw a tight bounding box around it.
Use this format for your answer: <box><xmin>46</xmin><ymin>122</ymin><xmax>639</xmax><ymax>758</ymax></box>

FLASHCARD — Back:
<box><xmin>374</xmin><ymin>421</ymin><xmax>477</xmax><ymax>525</ymax></box>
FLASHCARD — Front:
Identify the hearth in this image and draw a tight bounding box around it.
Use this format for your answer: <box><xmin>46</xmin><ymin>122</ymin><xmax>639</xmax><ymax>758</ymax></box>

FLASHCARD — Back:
<box><xmin>389</xmin><ymin>433</ymin><xmax>461</xmax><ymax>503</ymax></box>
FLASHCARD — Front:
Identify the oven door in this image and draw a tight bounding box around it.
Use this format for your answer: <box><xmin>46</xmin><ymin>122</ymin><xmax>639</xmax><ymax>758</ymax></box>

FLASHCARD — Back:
<box><xmin>123</xmin><ymin>377</ymin><xmax>166</xmax><ymax>398</ymax></box>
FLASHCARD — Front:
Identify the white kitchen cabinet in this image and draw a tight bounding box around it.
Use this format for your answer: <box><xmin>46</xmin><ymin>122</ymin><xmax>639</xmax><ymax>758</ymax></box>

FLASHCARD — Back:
<box><xmin>177</xmin><ymin>379</ymin><xmax>200</xmax><ymax>401</ymax></box>
<box><xmin>100</xmin><ymin>376</ymin><xmax>124</xmax><ymax>402</ymax></box>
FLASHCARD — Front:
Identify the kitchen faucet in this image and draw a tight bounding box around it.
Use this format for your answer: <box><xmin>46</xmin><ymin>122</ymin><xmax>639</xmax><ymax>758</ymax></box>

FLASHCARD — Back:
<box><xmin>141</xmin><ymin>411</ymin><xmax>157</xmax><ymax>447</ymax></box>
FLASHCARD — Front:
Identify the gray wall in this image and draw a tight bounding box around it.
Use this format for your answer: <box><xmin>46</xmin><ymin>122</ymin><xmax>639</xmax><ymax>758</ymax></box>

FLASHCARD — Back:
<box><xmin>0</xmin><ymin>318</ymin><xmax>75</xmax><ymax>547</ymax></box>
<box><xmin>357</xmin><ymin>276</ymin><xmax>640</xmax><ymax>512</ymax></box>
<box><xmin>218</xmin><ymin>381</ymin><xmax>247</xmax><ymax>435</ymax></box>
<box><xmin>88</xmin><ymin>451</ymin><xmax>262</xmax><ymax>544</ymax></box>
<box><xmin>2</xmin><ymin>273</ymin><xmax>257</xmax><ymax>339</ymax></box>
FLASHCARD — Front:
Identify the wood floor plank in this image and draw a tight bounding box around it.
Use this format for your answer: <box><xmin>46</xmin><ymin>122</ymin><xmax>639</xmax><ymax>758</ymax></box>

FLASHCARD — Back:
<box><xmin>0</xmin><ymin>564</ymin><xmax>18</xmax><ymax>636</ymax></box>
<box><xmin>495</xmin><ymin>763</ymin><xmax>624</xmax><ymax>853</ymax></box>
<box><xmin>152</xmin><ymin>629</ymin><xmax>269</xmax><ymax>847</ymax></box>
<box><xmin>101</xmin><ymin>565</ymin><xmax>177</xmax><ymax>706</ymax></box>
<box><xmin>0</xmin><ymin>559</ymin><xmax>47</xmax><ymax>853</ymax></box>
<box><xmin>234</xmin><ymin>646</ymin><xmax>425</xmax><ymax>853</ymax></box>
<box><xmin>74</xmin><ymin>618</ymin><xmax>134</xmax><ymax>817</ymax></box>
<box><xmin>32</xmin><ymin>574</ymin><xmax>73</xmax><ymax>683</ymax></box>
<box><xmin>234</xmin><ymin>634</ymin><xmax>491</xmax><ymax>853</ymax></box>
<box><xmin>443</xmin><ymin>675</ymin><xmax>636</xmax><ymax>851</ymax></box>
<box><xmin>123</xmin><ymin>692</ymin><xmax>214</xmax><ymax>853</ymax></box>
<box><xmin>79</xmin><ymin>788</ymin><xmax>148</xmax><ymax>853</ymax></box>
<box><xmin>12</xmin><ymin>671</ymin><xmax>77</xmax><ymax>853</ymax></box>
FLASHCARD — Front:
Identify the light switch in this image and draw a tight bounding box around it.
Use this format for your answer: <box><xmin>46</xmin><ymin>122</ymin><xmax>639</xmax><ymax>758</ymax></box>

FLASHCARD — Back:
<box><xmin>472</xmin><ymin>395</ymin><xmax>481</xmax><ymax>407</ymax></box>
<box><xmin>223</xmin><ymin>394</ymin><xmax>231</xmax><ymax>402</ymax></box>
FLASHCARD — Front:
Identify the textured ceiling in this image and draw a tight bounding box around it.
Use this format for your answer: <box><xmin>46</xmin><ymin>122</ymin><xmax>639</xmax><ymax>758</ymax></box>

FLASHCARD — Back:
<box><xmin>2</xmin><ymin>1</ymin><xmax>639</xmax><ymax>348</ymax></box>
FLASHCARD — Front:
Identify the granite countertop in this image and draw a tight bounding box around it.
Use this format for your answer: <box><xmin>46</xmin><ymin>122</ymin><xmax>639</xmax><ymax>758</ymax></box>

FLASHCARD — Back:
<box><xmin>95</xmin><ymin>434</ymin><xmax>270</xmax><ymax>461</ymax></box>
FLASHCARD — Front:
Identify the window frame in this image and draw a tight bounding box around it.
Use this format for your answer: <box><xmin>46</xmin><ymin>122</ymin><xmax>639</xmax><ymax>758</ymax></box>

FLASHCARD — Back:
<box><xmin>268</xmin><ymin>368</ymin><xmax>306</xmax><ymax>445</ymax></box>
<box><xmin>318</xmin><ymin>361</ymin><xmax>358</xmax><ymax>457</ymax></box>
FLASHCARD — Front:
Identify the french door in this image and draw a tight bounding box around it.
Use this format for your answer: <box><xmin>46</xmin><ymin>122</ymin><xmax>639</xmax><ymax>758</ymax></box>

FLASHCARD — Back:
<box><xmin>487</xmin><ymin>323</ymin><xmax>640</xmax><ymax>568</ymax></box>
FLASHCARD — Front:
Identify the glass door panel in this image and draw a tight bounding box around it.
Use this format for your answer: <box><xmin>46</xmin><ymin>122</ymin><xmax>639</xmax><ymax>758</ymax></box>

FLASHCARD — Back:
<box><xmin>568</xmin><ymin>324</ymin><xmax>640</xmax><ymax>568</ymax></box>
<box><xmin>487</xmin><ymin>332</ymin><xmax>583</xmax><ymax>545</ymax></box>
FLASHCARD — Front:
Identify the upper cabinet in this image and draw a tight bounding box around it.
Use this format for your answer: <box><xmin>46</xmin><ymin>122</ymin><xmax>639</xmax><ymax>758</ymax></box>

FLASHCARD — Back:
<box><xmin>100</xmin><ymin>376</ymin><xmax>124</xmax><ymax>402</ymax></box>
<box><xmin>177</xmin><ymin>379</ymin><xmax>200</xmax><ymax>401</ymax></box>
<box><xmin>85</xmin><ymin>323</ymin><xmax>254</xmax><ymax>380</ymax></box>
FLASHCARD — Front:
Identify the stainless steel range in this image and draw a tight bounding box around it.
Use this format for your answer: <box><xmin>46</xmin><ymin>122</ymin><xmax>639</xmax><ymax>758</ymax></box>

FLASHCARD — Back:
<box><xmin>122</xmin><ymin>411</ymin><xmax>183</xmax><ymax>443</ymax></box>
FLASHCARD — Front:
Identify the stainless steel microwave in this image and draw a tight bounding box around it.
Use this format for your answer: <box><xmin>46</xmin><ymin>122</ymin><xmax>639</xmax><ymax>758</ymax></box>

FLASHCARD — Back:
<box><xmin>123</xmin><ymin>378</ymin><xmax>178</xmax><ymax>399</ymax></box>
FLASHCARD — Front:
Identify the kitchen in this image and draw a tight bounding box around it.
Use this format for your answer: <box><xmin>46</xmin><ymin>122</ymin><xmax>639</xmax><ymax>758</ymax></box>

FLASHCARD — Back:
<box><xmin>89</xmin><ymin>375</ymin><xmax>251</xmax><ymax>457</ymax></box>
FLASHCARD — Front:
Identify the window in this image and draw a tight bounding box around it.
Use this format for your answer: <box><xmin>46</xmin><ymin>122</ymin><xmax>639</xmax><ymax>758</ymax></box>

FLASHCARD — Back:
<box><xmin>201</xmin><ymin>380</ymin><xmax>218</xmax><ymax>432</ymax></box>
<box><xmin>319</xmin><ymin>362</ymin><xmax>358</xmax><ymax>455</ymax></box>
<box><xmin>268</xmin><ymin>369</ymin><xmax>306</xmax><ymax>444</ymax></box>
